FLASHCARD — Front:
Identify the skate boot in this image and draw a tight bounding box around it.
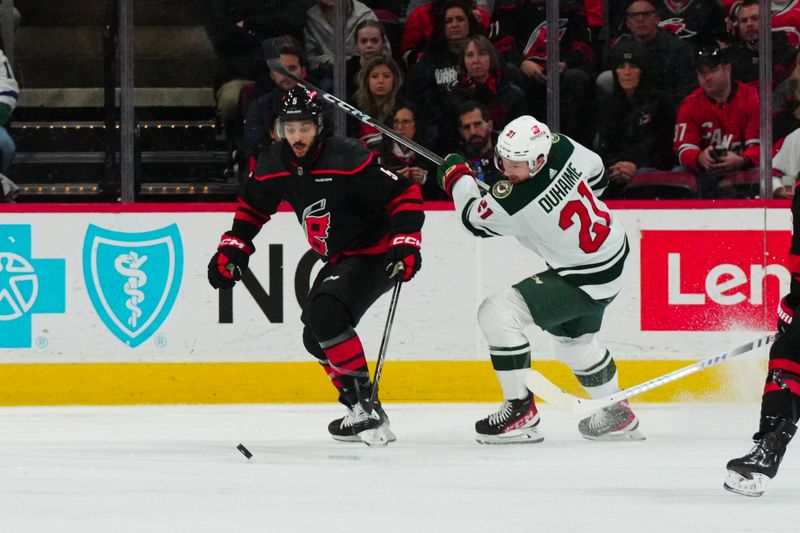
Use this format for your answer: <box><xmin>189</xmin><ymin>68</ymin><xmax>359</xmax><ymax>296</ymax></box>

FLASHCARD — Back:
<box><xmin>328</xmin><ymin>400</ymin><xmax>396</xmax><ymax>445</ymax></box>
<box><xmin>475</xmin><ymin>392</ymin><xmax>543</xmax><ymax>444</ymax></box>
<box><xmin>578</xmin><ymin>400</ymin><xmax>645</xmax><ymax>441</ymax></box>
<box><xmin>724</xmin><ymin>417</ymin><xmax>797</xmax><ymax>497</ymax></box>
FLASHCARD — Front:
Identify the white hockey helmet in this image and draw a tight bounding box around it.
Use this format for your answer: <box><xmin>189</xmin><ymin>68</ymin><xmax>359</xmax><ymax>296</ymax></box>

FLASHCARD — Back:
<box><xmin>494</xmin><ymin>115</ymin><xmax>552</xmax><ymax>178</ymax></box>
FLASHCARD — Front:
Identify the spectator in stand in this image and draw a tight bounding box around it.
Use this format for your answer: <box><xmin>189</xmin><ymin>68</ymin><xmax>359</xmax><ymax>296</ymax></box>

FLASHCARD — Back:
<box><xmin>242</xmin><ymin>40</ymin><xmax>310</xmax><ymax>169</ymax></box>
<box><xmin>725</xmin><ymin>0</ymin><xmax>797</xmax><ymax>90</ymax></box>
<box><xmin>724</xmin><ymin>1</ymin><xmax>800</xmax><ymax>49</ymax></box>
<box><xmin>447</xmin><ymin>35</ymin><xmax>528</xmax><ymax>133</ymax></box>
<box><xmin>490</xmin><ymin>0</ymin><xmax>598</xmax><ymax>146</ymax></box>
<box><xmin>600</xmin><ymin>0</ymin><xmax>696</xmax><ymax>105</ymax></box>
<box><xmin>596</xmin><ymin>42</ymin><xmax>677</xmax><ymax>199</ymax></box>
<box><xmin>772</xmin><ymin>127</ymin><xmax>800</xmax><ymax>199</ymax></box>
<box><xmin>362</xmin><ymin>0</ymin><xmax>406</xmax><ymax>18</ymax></box>
<box><xmin>401</xmin><ymin>0</ymin><xmax>491</xmax><ymax>66</ymax></box>
<box><xmin>380</xmin><ymin>102</ymin><xmax>444</xmax><ymax>200</ymax></box>
<box><xmin>406</xmin><ymin>0</ymin><xmax>484</xmax><ymax>153</ymax></box>
<box><xmin>454</xmin><ymin>101</ymin><xmax>504</xmax><ymax>187</ymax></box>
<box><xmin>0</xmin><ymin>46</ymin><xmax>17</xmax><ymax>176</ymax></box>
<box><xmin>673</xmin><ymin>47</ymin><xmax>760</xmax><ymax>198</ymax></box>
<box><xmin>204</xmin><ymin>0</ymin><xmax>314</xmax><ymax>142</ymax></box>
<box><xmin>346</xmin><ymin>20</ymin><xmax>393</xmax><ymax>98</ymax></box>
<box><xmin>353</xmin><ymin>56</ymin><xmax>404</xmax><ymax>150</ymax></box>
<box><xmin>407</xmin><ymin>0</ymin><xmax>495</xmax><ymax>19</ymax></box>
<box><xmin>656</xmin><ymin>0</ymin><xmax>727</xmax><ymax>51</ymax></box>
<box><xmin>0</xmin><ymin>46</ymin><xmax>17</xmax><ymax>202</ymax></box>
<box><xmin>774</xmin><ymin>56</ymin><xmax>800</xmax><ymax>141</ymax></box>
<box><xmin>304</xmin><ymin>0</ymin><xmax>379</xmax><ymax>80</ymax></box>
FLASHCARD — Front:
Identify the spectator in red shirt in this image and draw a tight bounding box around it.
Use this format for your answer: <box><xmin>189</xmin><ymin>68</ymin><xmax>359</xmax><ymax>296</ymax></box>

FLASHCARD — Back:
<box><xmin>673</xmin><ymin>47</ymin><xmax>760</xmax><ymax>198</ymax></box>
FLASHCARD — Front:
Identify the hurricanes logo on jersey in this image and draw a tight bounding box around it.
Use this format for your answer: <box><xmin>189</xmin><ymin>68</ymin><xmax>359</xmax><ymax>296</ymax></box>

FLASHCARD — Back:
<box><xmin>303</xmin><ymin>199</ymin><xmax>331</xmax><ymax>256</ymax></box>
<box><xmin>658</xmin><ymin>17</ymin><xmax>697</xmax><ymax>40</ymax></box>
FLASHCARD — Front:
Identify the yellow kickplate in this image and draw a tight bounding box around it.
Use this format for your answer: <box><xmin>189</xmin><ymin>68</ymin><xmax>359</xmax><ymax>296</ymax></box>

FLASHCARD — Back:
<box><xmin>0</xmin><ymin>359</ymin><xmax>766</xmax><ymax>406</ymax></box>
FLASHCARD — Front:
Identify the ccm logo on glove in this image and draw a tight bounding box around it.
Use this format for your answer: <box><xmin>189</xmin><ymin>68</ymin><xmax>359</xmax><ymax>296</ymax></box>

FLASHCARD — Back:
<box><xmin>391</xmin><ymin>235</ymin><xmax>421</xmax><ymax>248</ymax></box>
<box><xmin>207</xmin><ymin>232</ymin><xmax>254</xmax><ymax>289</ymax></box>
<box><xmin>219</xmin><ymin>235</ymin><xmax>252</xmax><ymax>252</ymax></box>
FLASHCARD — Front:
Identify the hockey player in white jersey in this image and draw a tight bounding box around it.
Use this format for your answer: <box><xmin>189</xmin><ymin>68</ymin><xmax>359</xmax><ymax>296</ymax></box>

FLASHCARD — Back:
<box><xmin>436</xmin><ymin>115</ymin><xmax>645</xmax><ymax>444</ymax></box>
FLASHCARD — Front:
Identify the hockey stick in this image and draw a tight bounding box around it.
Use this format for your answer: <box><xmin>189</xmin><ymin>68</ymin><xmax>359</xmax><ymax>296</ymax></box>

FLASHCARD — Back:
<box><xmin>262</xmin><ymin>38</ymin><xmax>491</xmax><ymax>192</ymax></box>
<box><xmin>263</xmin><ymin>38</ymin><xmax>444</xmax><ymax>167</ymax></box>
<box><xmin>366</xmin><ymin>263</ymin><xmax>404</xmax><ymax>415</ymax></box>
<box><xmin>525</xmin><ymin>334</ymin><xmax>775</xmax><ymax>415</ymax></box>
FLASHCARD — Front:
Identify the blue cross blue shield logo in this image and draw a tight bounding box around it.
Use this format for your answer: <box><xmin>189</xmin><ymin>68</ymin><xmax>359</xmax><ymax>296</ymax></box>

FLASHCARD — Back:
<box><xmin>0</xmin><ymin>225</ymin><xmax>66</xmax><ymax>348</ymax></box>
<box><xmin>83</xmin><ymin>224</ymin><xmax>183</xmax><ymax>347</ymax></box>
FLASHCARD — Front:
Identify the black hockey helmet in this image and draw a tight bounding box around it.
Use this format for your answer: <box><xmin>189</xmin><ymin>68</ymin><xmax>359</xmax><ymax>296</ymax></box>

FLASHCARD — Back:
<box><xmin>277</xmin><ymin>87</ymin><xmax>324</xmax><ymax>137</ymax></box>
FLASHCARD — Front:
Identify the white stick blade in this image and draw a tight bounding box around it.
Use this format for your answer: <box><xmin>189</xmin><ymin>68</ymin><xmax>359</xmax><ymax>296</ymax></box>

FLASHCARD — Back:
<box><xmin>525</xmin><ymin>371</ymin><xmax>581</xmax><ymax>412</ymax></box>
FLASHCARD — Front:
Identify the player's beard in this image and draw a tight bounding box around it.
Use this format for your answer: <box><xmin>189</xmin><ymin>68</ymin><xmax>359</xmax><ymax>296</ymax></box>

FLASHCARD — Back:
<box><xmin>292</xmin><ymin>142</ymin><xmax>309</xmax><ymax>157</ymax></box>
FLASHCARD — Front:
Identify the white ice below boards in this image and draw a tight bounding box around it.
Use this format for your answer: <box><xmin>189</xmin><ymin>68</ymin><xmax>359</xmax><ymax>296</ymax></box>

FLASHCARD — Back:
<box><xmin>0</xmin><ymin>403</ymin><xmax>796</xmax><ymax>532</ymax></box>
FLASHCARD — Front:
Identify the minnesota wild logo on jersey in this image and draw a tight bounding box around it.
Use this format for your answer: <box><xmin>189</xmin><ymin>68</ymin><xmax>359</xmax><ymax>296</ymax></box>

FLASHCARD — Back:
<box><xmin>451</xmin><ymin>133</ymin><xmax>628</xmax><ymax>301</ymax></box>
<box><xmin>492</xmin><ymin>180</ymin><xmax>513</xmax><ymax>199</ymax></box>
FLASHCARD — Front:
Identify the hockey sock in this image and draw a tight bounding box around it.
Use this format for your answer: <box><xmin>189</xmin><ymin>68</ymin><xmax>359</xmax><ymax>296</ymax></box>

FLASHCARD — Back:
<box><xmin>319</xmin><ymin>327</ymin><xmax>370</xmax><ymax>395</ymax></box>
<box><xmin>302</xmin><ymin>325</ymin><xmax>344</xmax><ymax>389</ymax></box>
<box><xmin>759</xmin><ymin>359</ymin><xmax>800</xmax><ymax>436</ymax></box>
<box><xmin>477</xmin><ymin>290</ymin><xmax>534</xmax><ymax>400</ymax></box>
<box><xmin>574</xmin><ymin>350</ymin><xmax>620</xmax><ymax>398</ymax></box>
<box><xmin>490</xmin><ymin>343</ymin><xmax>532</xmax><ymax>400</ymax></box>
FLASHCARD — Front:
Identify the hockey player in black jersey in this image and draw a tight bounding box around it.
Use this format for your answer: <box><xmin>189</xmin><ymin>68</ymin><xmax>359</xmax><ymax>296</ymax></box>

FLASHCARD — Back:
<box><xmin>207</xmin><ymin>87</ymin><xmax>424</xmax><ymax>446</ymax></box>
<box><xmin>724</xmin><ymin>193</ymin><xmax>800</xmax><ymax>496</ymax></box>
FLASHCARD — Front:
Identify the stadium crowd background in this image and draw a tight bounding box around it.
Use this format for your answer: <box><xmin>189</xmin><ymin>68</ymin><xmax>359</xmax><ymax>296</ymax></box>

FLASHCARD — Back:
<box><xmin>2</xmin><ymin>0</ymin><xmax>799</xmax><ymax>202</ymax></box>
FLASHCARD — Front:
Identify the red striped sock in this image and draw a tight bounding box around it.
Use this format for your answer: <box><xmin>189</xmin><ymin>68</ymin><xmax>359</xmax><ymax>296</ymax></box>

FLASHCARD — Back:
<box><xmin>321</xmin><ymin>332</ymin><xmax>369</xmax><ymax>386</ymax></box>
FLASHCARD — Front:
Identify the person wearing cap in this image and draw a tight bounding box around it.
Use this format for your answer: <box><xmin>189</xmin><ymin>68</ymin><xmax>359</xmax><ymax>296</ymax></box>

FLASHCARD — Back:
<box><xmin>600</xmin><ymin>0</ymin><xmax>696</xmax><ymax>104</ymax></box>
<box><xmin>596</xmin><ymin>41</ymin><xmax>677</xmax><ymax>199</ymax></box>
<box><xmin>673</xmin><ymin>46</ymin><xmax>760</xmax><ymax>198</ymax></box>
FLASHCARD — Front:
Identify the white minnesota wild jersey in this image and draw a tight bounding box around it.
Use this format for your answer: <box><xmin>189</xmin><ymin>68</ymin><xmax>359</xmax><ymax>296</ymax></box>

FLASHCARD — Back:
<box><xmin>451</xmin><ymin>134</ymin><xmax>628</xmax><ymax>301</ymax></box>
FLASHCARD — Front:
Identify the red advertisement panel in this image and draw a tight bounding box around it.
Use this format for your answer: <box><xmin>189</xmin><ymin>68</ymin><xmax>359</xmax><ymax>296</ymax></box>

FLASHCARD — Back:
<box><xmin>641</xmin><ymin>231</ymin><xmax>790</xmax><ymax>331</ymax></box>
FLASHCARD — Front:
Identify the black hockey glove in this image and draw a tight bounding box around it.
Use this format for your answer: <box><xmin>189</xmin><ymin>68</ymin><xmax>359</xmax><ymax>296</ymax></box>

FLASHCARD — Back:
<box><xmin>778</xmin><ymin>295</ymin><xmax>796</xmax><ymax>334</ymax></box>
<box><xmin>385</xmin><ymin>233</ymin><xmax>422</xmax><ymax>282</ymax></box>
<box><xmin>208</xmin><ymin>232</ymin><xmax>254</xmax><ymax>289</ymax></box>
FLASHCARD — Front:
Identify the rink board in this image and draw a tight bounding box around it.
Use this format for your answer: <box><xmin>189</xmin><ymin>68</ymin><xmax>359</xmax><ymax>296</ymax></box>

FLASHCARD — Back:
<box><xmin>0</xmin><ymin>201</ymin><xmax>787</xmax><ymax>405</ymax></box>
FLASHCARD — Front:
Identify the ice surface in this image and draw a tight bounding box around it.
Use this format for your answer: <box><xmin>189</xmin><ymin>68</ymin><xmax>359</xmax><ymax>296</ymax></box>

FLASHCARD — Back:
<box><xmin>0</xmin><ymin>403</ymin><xmax>796</xmax><ymax>532</ymax></box>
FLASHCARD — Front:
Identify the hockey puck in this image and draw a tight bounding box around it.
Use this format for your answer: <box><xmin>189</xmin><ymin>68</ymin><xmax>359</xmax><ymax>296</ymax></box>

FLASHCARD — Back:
<box><xmin>236</xmin><ymin>443</ymin><xmax>253</xmax><ymax>459</ymax></box>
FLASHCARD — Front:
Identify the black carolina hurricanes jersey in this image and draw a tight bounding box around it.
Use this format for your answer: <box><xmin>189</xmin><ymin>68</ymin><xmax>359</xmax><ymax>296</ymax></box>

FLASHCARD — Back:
<box><xmin>231</xmin><ymin>136</ymin><xmax>424</xmax><ymax>261</ymax></box>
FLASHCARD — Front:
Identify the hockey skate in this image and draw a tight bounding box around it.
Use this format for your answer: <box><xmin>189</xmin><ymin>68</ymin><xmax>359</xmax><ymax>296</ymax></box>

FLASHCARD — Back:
<box><xmin>578</xmin><ymin>400</ymin><xmax>645</xmax><ymax>441</ymax></box>
<box><xmin>328</xmin><ymin>400</ymin><xmax>396</xmax><ymax>446</ymax></box>
<box><xmin>724</xmin><ymin>418</ymin><xmax>797</xmax><ymax>497</ymax></box>
<box><xmin>475</xmin><ymin>392</ymin><xmax>543</xmax><ymax>444</ymax></box>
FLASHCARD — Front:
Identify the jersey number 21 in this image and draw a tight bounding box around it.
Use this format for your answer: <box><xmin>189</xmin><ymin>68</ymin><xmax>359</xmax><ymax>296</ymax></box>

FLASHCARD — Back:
<box><xmin>559</xmin><ymin>181</ymin><xmax>611</xmax><ymax>253</ymax></box>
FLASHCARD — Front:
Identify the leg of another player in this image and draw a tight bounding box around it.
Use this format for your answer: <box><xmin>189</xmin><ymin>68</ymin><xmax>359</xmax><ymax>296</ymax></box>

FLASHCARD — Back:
<box><xmin>473</xmin><ymin>288</ymin><xmax>542</xmax><ymax>445</ymax></box>
<box><xmin>552</xmin><ymin>333</ymin><xmax>644</xmax><ymax>441</ymax></box>
<box><xmin>725</xmin><ymin>331</ymin><xmax>800</xmax><ymax>497</ymax></box>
